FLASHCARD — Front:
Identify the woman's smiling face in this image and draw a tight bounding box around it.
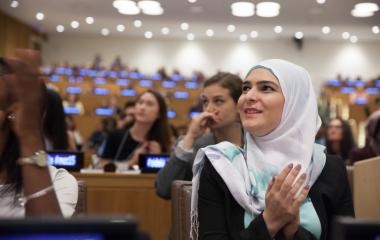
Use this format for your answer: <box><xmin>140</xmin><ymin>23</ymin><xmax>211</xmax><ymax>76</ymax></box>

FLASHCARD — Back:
<box><xmin>238</xmin><ymin>68</ymin><xmax>285</xmax><ymax>137</ymax></box>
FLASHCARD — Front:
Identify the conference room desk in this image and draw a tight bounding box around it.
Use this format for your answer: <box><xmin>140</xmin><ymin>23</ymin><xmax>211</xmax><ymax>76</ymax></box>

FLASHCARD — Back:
<box><xmin>72</xmin><ymin>172</ymin><xmax>171</xmax><ymax>240</ymax></box>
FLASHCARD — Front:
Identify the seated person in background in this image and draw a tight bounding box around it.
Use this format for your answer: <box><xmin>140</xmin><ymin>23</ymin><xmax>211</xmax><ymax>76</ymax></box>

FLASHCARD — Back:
<box><xmin>99</xmin><ymin>90</ymin><xmax>172</xmax><ymax>170</ymax></box>
<box><xmin>325</xmin><ymin>117</ymin><xmax>356</xmax><ymax>164</ymax></box>
<box><xmin>65</xmin><ymin>115</ymin><xmax>84</xmax><ymax>151</ymax></box>
<box><xmin>117</xmin><ymin>100</ymin><xmax>136</xmax><ymax>129</ymax></box>
<box><xmin>0</xmin><ymin>49</ymin><xmax>77</xmax><ymax>217</ymax></box>
<box><xmin>88</xmin><ymin>117</ymin><xmax>117</xmax><ymax>154</ymax></box>
<box><xmin>44</xmin><ymin>89</ymin><xmax>72</xmax><ymax>151</ymax></box>
<box><xmin>155</xmin><ymin>72</ymin><xmax>243</xmax><ymax>200</ymax></box>
<box><xmin>99</xmin><ymin>94</ymin><xmax>121</xmax><ymax>116</ymax></box>
<box><xmin>350</xmin><ymin>110</ymin><xmax>380</xmax><ymax>163</ymax></box>
<box><xmin>193</xmin><ymin>59</ymin><xmax>354</xmax><ymax>240</ymax></box>
<box><xmin>63</xmin><ymin>93</ymin><xmax>85</xmax><ymax>115</ymax></box>
<box><xmin>349</xmin><ymin>85</ymin><xmax>368</xmax><ymax>105</ymax></box>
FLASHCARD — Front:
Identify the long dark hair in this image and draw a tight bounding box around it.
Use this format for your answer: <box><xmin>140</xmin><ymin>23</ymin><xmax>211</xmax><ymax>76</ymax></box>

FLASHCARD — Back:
<box><xmin>326</xmin><ymin>117</ymin><xmax>356</xmax><ymax>160</ymax></box>
<box><xmin>136</xmin><ymin>90</ymin><xmax>172</xmax><ymax>153</ymax></box>
<box><xmin>43</xmin><ymin>89</ymin><xmax>70</xmax><ymax>150</ymax></box>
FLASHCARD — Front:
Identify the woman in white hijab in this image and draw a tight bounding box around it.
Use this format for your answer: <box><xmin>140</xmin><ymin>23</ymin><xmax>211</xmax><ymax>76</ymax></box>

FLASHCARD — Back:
<box><xmin>191</xmin><ymin>59</ymin><xmax>354</xmax><ymax>240</ymax></box>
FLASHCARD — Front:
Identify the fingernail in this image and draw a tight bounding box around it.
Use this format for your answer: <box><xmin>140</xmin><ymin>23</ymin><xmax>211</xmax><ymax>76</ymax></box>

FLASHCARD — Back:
<box><xmin>304</xmin><ymin>185</ymin><xmax>310</xmax><ymax>190</ymax></box>
<box><xmin>287</xmin><ymin>163</ymin><xmax>293</xmax><ymax>169</ymax></box>
<box><xmin>295</xmin><ymin>164</ymin><xmax>302</xmax><ymax>170</ymax></box>
<box><xmin>301</xmin><ymin>173</ymin><xmax>307</xmax><ymax>179</ymax></box>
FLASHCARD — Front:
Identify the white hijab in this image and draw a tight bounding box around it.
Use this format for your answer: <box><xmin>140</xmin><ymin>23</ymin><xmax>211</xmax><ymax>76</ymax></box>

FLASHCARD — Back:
<box><xmin>191</xmin><ymin>59</ymin><xmax>326</xmax><ymax>239</ymax></box>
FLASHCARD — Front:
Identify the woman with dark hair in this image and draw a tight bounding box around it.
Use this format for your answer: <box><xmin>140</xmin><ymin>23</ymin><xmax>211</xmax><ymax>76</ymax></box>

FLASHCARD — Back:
<box><xmin>326</xmin><ymin>117</ymin><xmax>356</xmax><ymax>163</ymax></box>
<box><xmin>99</xmin><ymin>90</ymin><xmax>172</xmax><ymax>170</ymax></box>
<box><xmin>44</xmin><ymin>89</ymin><xmax>70</xmax><ymax>151</ymax></box>
<box><xmin>350</xmin><ymin>110</ymin><xmax>380</xmax><ymax>163</ymax></box>
<box><xmin>155</xmin><ymin>72</ymin><xmax>243</xmax><ymax>200</ymax></box>
<box><xmin>0</xmin><ymin>49</ymin><xmax>77</xmax><ymax>217</ymax></box>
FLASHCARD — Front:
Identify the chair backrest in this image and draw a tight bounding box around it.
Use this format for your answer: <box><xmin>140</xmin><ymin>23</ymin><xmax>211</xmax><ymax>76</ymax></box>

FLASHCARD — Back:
<box><xmin>171</xmin><ymin>180</ymin><xmax>192</xmax><ymax>240</ymax></box>
<box><xmin>74</xmin><ymin>180</ymin><xmax>87</xmax><ymax>215</ymax></box>
<box><xmin>346</xmin><ymin>166</ymin><xmax>354</xmax><ymax>196</ymax></box>
<box><xmin>353</xmin><ymin>156</ymin><xmax>380</xmax><ymax>218</ymax></box>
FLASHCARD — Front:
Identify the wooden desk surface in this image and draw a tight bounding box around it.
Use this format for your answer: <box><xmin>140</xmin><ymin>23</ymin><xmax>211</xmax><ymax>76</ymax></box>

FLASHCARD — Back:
<box><xmin>72</xmin><ymin>173</ymin><xmax>171</xmax><ymax>240</ymax></box>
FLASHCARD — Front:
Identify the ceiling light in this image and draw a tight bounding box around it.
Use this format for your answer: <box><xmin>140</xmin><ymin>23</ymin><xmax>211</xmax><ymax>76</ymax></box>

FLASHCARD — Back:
<box><xmin>101</xmin><ymin>28</ymin><xmax>110</xmax><ymax>36</ymax></box>
<box><xmin>250</xmin><ymin>30</ymin><xmax>258</xmax><ymax>38</ymax></box>
<box><xmin>86</xmin><ymin>17</ymin><xmax>94</xmax><ymax>24</ymax></box>
<box><xmin>294</xmin><ymin>31</ymin><xmax>303</xmax><ymax>39</ymax></box>
<box><xmin>145</xmin><ymin>31</ymin><xmax>153</xmax><ymax>39</ymax></box>
<box><xmin>181</xmin><ymin>22</ymin><xmax>189</xmax><ymax>30</ymax></box>
<box><xmin>117</xmin><ymin>24</ymin><xmax>125</xmax><ymax>32</ymax></box>
<box><xmin>350</xmin><ymin>36</ymin><xmax>358</xmax><ymax>43</ymax></box>
<box><xmin>342</xmin><ymin>32</ymin><xmax>350</xmax><ymax>39</ymax></box>
<box><xmin>142</xmin><ymin>7</ymin><xmax>163</xmax><ymax>15</ymax></box>
<box><xmin>138</xmin><ymin>0</ymin><xmax>160</xmax><ymax>9</ymax></box>
<box><xmin>316</xmin><ymin>0</ymin><xmax>326</xmax><ymax>4</ymax></box>
<box><xmin>322</xmin><ymin>26</ymin><xmax>330</xmax><ymax>34</ymax></box>
<box><xmin>134</xmin><ymin>20</ymin><xmax>142</xmax><ymax>28</ymax></box>
<box><xmin>274</xmin><ymin>25</ymin><xmax>282</xmax><ymax>33</ymax></box>
<box><xmin>187</xmin><ymin>33</ymin><xmax>195</xmax><ymax>41</ymax></box>
<box><xmin>353</xmin><ymin>2</ymin><xmax>379</xmax><ymax>12</ymax></box>
<box><xmin>10</xmin><ymin>1</ymin><xmax>19</xmax><ymax>8</ymax></box>
<box><xmin>71</xmin><ymin>21</ymin><xmax>79</xmax><ymax>29</ymax></box>
<box><xmin>351</xmin><ymin>9</ymin><xmax>374</xmax><ymax>17</ymax></box>
<box><xmin>227</xmin><ymin>24</ymin><xmax>236</xmax><ymax>32</ymax></box>
<box><xmin>231</xmin><ymin>2</ymin><xmax>255</xmax><ymax>17</ymax></box>
<box><xmin>188</xmin><ymin>0</ymin><xmax>197</xmax><ymax>3</ymax></box>
<box><xmin>256</xmin><ymin>2</ymin><xmax>280</xmax><ymax>17</ymax></box>
<box><xmin>240</xmin><ymin>34</ymin><xmax>248</xmax><ymax>42</ymax></box>
<box><xmin>119</xmin><ymin>6</ymin><xmax>140</xmax><ymax>15</ymax></box>
<box><xmin>56</xmin><ymin>25</ymin><xmax>65</xmax><ymax>33</ymax></box>
<box><xmin>206</xmin><ymin>29</ymin><xmax>214</xmax><ymax>37</ymax></box>
<box><xmin>372</xmin><ymin>26</ymin><xmax>380</xmax><ymax>34</ymax></box>
<box><xmin>161</xmin><ymin>27</ymin><xmax>170</xmax><ymax>35</ymax></box>
<box><xmin>35</xmin><ymin>12</ymin><xmax>45</xmax><ymax>21</ymax></box>
<box><xmin>113</xmin><ymin>0</ymin><xmax>136</xmax><ymax>9</ymax></box>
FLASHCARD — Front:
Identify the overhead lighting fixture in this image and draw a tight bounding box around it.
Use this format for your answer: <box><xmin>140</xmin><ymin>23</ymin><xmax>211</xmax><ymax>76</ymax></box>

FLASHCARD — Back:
<box><xmin>294</xmin><ymin>31</ymin><xmax>304</xmax><ymax>39</ymax></box>
<box><xmin>10</xmin><ymin>1</ymin><xmax>19</xmax><ymax>8</ymax></box>
<box><xmin>101</xmin><ymin>28</ymin><xmax>110</xmax><ymax>36</ymax></box>
<box><xmin>240</xmin><ymin>34</ymin><xmax>248</xmax><ymax>42</ymax></box>
<box><xmin>350</xmin><ymin>36</ymin><xmax>358</xmax><ymax>43</ymax></box>
<box><xmin>181</xmin><ymin>22</ymin><xmax>189</xmax><ymax>30</ymax></box>
<box><xmin>86</xmin><ymin>17</ymin><xmax>94</xmax><ymax>24</ymax></box>
<box><xmin>372</xmin><ymin>26</ymin><xmax>380</xmax><ymax>34</ymax></box>
<box><xmin>145</xmin><ymin>31</ymin><xmax>153</xmax><ymax>39</ymax></box>
<box><xmin>256</xmin><ymin>2</ymin><xmax>280</xmax><ymax>17</ymax></box>
<box><xmin>119</xmin><ymin>6</ymin><xmax>140</xmax><ymax>15</ymax></box>
<box><xmin>187</xmin><ymin>33</ymin><xmax>195</xmax><ymax>41</ymax></box>
<box><xmin>342</xmin><ymin>32</ymin><xmax>350</xmax><ymax>39</ymax></box>
<box><xmin>138</xmin><ymin>0</ymin><xmax>163</xmax><ymax>15</ymax></box>
<box><xmin>188</xmin><ymin>0</ymin><xmax>197</xmax><ymax>3</ymax></box>
<box><xmin>116</xmin><ymin>24</ymin><xmax>125</xmax><ymax>32</ymax></box>
<box><xmin>274</xmin><ymin>25</ymin><xmax>282</xmax><ymax>33</ymax></box>
<box><xmin>250</xmin><ymin>30</ymin><xmax>258</xmax><ymax>38</ymax></box>
<box><xmin>351</xmin><ymin>2</ymin><xmax>378</xmax><ymax>17</ymax></box>
<box><xmin>206</xmin><ymin>29</ymin><xmax>214</xmax><ymax>37</ymax></box>
<box><xmin>35</xmin><ymin>12</ymin><xmax>45</xmax><ymax>21</ymax></box>
<box><xmin>231</xmin><ymin>2</ymin><xmax>255</xmax><ymax>17</ymax></box>
<box><xmin>56</xmin><ymin>25</ymin><xmax>65</xmax><ymax>33</ymax></box>
<box><xmin>161</xmin><ymin>27</ymin><xmax>170</xmax><ymax>35</ymax></box>
<box><xmin>316</xmin><ymin>0</ymin><xmax>326</xmax><ymax>4</ymax></box>
<box><xmin>227</xmin><ymin>24</ymin><xmax>236</xmax><ymax>32</ymax></box>
<box><xmin>134</xmin><ymin>20</ymin><xmax>142</xmax><ymax>28</ymax></box>
<box><xmin>71</xmin><ymin>21</ymin><xmax>79</xmax><ymax>29</ymax></box>
<box><xmin>322</xmin><ymin>26</ymin><xmax>330</xmax><ymax>34</ymax></box>
<box><xmin>113</xmin><ymin>0</ymin><xmax>140</xmax><ymax>15</ymax></box>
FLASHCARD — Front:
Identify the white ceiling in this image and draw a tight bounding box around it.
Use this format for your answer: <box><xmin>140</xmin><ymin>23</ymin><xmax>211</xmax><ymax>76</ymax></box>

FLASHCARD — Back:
<box><xmin>1</xmin><ymin>0</ymin><xmax>380</xmax><ymax>41</ymax></box>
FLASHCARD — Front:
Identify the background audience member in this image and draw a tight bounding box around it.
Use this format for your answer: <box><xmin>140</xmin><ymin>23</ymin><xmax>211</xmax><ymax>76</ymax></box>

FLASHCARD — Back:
<box><xmin>100</xmin><ymin>90</ymin><xmax>172</xmax><ymax>170</ymax></box>
<box><xmin>326</xmin><ymin>117</ymin><xmax>356</xmax><ymax>164</ymax></box>
<box><xmin>87</xmin><ymin>117</ymin><xmax>117</xmax><ymax>154</ymax></box>
<box><xmin>155</xmin><ymin>72</ymin><xmax>243</xmax><ymax>200</ymax></box>
<box><xmin>117</xmin><ymin>100</ymin><xmax>136</xmax><ymax>129</ymax></box>
<box><xmin>350</xmin><ymin>110</ymin><xmax>380</xmax><ymax>163</ymax></box>
<box><xmin>63</xmin><ymin>93</ymin><xmax>85</xmax><ymax>115</ymax></box>
<box><xmin>0</xmin><ymin>49</ymin><xmax>77</xmax><ymax>217</ymax></box>
<box><xmin>65</xmin><ymin>115</ymin><xmax>84</xmax><ymax>151</ymax></box>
